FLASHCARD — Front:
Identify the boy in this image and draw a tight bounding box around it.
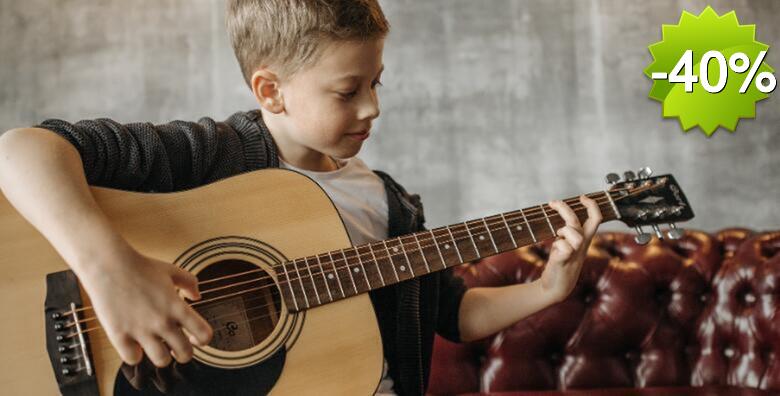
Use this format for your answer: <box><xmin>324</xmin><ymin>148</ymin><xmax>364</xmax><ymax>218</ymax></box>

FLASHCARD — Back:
<box><xmin>0</xmin><ymin>0</ymin><xmax>601</xmax><ymax>394</ymax></box>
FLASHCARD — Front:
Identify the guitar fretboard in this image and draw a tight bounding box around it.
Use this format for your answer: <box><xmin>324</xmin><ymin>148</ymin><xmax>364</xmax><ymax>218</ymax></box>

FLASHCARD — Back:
<box><xmin>277</xmin><ymin>190</ymin><xmax>620</xmax><ymax>312</ymax></box>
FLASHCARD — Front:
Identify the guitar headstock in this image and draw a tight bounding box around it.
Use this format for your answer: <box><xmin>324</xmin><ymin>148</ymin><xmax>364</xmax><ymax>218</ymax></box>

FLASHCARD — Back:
<box><xmin>606</xmin><ymin>167</ymin><xmax>694</xmax><ymax>245</ymax></box>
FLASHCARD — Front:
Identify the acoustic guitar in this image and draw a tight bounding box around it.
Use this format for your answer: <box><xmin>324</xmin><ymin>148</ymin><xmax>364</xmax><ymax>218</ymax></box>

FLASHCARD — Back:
<box><xmin>0</xmin><ymin>166</ymin><xmax>693</xmax><ymax>395</ymax></box>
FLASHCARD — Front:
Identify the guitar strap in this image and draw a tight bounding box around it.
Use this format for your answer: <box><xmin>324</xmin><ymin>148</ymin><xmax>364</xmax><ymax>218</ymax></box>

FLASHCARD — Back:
<box><xmin>395</xmin><ymin>278</ymin><xmax>423</xmax><ymax>396</ymax></box>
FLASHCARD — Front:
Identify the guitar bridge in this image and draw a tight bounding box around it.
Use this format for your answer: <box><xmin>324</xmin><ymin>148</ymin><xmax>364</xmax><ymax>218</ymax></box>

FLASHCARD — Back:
<box><xmin>44</xmin><ymin>270</ymin><xmax>99</xmax><ymax>395</ymax></box>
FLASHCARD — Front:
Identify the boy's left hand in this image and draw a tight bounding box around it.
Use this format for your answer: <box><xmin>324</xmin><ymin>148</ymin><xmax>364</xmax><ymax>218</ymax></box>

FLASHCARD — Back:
<box><xmin>539</xmin><ymin>195</ymin><xmax>602</xmax><ymax>303</ymax></box>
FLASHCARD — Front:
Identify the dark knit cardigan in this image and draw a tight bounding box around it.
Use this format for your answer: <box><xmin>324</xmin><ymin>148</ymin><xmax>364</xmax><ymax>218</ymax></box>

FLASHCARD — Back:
<box><xmin>36</xmin><ymin>109</ymin><xmax>467</xmax><ymax>396</ymax></box>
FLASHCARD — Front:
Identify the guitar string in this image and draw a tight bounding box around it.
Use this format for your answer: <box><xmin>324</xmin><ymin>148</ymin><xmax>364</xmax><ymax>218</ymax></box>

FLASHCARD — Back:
<box><xmin>58</xmin><ymin>190</ymin><xmax>617</xmax><ymax>329</ymax></box>
<box><xmin>56</xmin><ymin>187</ymin><xmax>640</xmax><ymax>332</ymax></box>
<box><xmin>58</xmin><ymin>188</ymin><xmax>649</xmax><ymax>340</ymax></box>
<box><xmin>58</xmin><ymin>187</ymin><xmax>628</xmax><ymax>323</ymax></box>
<box><xmin>62</xmin><ymin>186</ymin><xmax>672</xmax><ymax>358</ymax></box>
<box><xmin>60</xmin><ymin>196</ymin><xmax>610</xmax><ymax>340</ymax></box>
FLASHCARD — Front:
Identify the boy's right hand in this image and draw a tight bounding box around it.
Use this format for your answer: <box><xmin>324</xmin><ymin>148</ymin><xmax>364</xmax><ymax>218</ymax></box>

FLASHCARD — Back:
<box><xmin>0</xmin><ymin>129</ymin><xmax>212</xmax><ymax>367</ymax></box>
<box><xmin>77</xmin><ymin>246</ymin><xmax>214</xmax><ymax>368</ymax></box>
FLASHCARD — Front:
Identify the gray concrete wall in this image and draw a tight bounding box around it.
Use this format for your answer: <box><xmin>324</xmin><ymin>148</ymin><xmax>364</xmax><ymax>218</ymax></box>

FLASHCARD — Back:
<box><xmin>1</xmin><ymin>0</ymin><xmax>778</xmax><ymax>233</ymax></box>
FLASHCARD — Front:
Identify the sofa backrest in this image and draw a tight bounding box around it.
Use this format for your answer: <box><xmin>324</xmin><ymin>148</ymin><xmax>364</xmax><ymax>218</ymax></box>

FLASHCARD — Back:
<box><xmin>428</xmin><ymin>228</ymin><xmax>780</xmax><ymax>394</ymax></box>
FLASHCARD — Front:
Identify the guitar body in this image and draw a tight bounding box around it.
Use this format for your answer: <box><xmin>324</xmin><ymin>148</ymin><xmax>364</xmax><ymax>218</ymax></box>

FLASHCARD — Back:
<box><xmin>0</xmin><ymin>169</ymin><xmax>383</xmax><ymax>395</ymax></box>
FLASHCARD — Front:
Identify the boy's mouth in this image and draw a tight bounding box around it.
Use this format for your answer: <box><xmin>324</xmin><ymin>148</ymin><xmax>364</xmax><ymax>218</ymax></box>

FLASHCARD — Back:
<box><xmin>347</xmin><ymin>130</ymin><xmax>370</xmax><ymax>141</ymax></box>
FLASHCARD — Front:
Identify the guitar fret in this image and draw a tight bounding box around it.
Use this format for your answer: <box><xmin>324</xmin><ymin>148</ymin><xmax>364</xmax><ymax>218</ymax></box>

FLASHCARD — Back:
<box><xmin>449</xmin><ymin>223</ymin><xmax>480</xmax><ymax>262</ymax></box>
<box><xmin>292</xmin><ymin>259</ymin><xmax>311</xmax><ymax>308</ymax></box>
<box><xmin>604</xmin><ymin>190</ymin><xmax>621</xmax><ymax>219</ymax></box>
<box><xmin>466</xmin><ymin>220</ymin><xmax>491</xmax><ymax>258</ymax></box>
<box><xmin>315</xmin><ymin>254</ymin><xmax>334</xmax><ymax>302</ymax></box>
<box><xmin>430</xmin><ymin>230</ymin><xmax>447</xmax><ymax>271</ymax></box>
<box><xmin>412</xmin><ymin>233</ymin><xmax>431</xmax><ymax>273</ymax></box>
<box><xmin>445</xmin><ymin>226</ymin><xmax>464</xmax><ymax>263</ymax></box>
<box><xmin>485</xmin><ymin>214</ymin><xmax>517</xmax><ymax>251</ymax></box>
<box><xmin>302</xmin><ymin>257</ymin><xmax>322</xmax><ymax>306</ymax></box>
<box><xmin>353</xmin><ymin>245</ymin><xmax>374</xmax><ymax>290</ymax></box>
<box><xmin>281</xmin><ymin>260</ymin><xmax>300</xmax><ymax>311</ymax></box>
<box><xmin>326</xmin><ymin>251</ymin><xmax>346</xmax><ymax>298</ymax></box>
<box><xmin>500</xmin><ymin>213</ymin><xmax>518</xmax><ymax>248</ymax></box>
<box><xmin>520</xmin><ymin>209</ymin><xmax>536</xmax><ymax>242</ymax></box>
<box><xmin>340</xmin><ymin>249</ymin><xmax>359</xmax><ymax>295</ymax></box>
<box><xmin>382</xmin><ymin>240</ymin><xmax>405</xmax><ymax>281</ymax></box>
<box><xmin>396</xmin><ymin>237</ymin><xmax>416</xmax><ymax>277</ymax></box>
<box><xmin>432</xmin><ymin>228</ymin><xmax>458</xmax><ymax>269</ymax></box>
<box><xmin>540</xmin><ymin>204</ymin><xmax>556</xmax><ymax>236</ymax></box>
<box><xmin>366</xmin><ymin>243</ymin><xmax>386</xmax><ymax>287</ymax></box>
<box><xmin>482</xmin><ymin>217</ymin><xmax>499</xmax><ymax>253</ymax></box>
<box><xmin>420</xmin><ymin>232</ymin><xmax>446</xmax><ymax>271</ymax></box>
<box><xmin>463</xmin><ymin>221</ymin><xmax>480</xmax><ymax>258</ymax></box>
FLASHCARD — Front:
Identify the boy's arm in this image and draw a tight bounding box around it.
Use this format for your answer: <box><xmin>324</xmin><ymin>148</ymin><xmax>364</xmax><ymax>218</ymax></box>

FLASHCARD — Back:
<box><xmin>34</xmin><ymin>114</ymin><xmax>266</xmax><ymax>192</ymax></box>
<box><xmin>453</xmin><ymin>197</ymin><xmax>603</xmax><ymax>342</ymax></box>
<box><xmin>435</xmin><ymin>267</ymin><xmax>553</xmax><ymax>344</ymax></box>
<box><xmin>0</xmin><ymin>126</ymin><xmax>217</xmax><ymax>368</ymax></box>
<box><xmin>456</xmin><ymin>280</ymin><xmax>556</xmax><ymax>342</ymax></box>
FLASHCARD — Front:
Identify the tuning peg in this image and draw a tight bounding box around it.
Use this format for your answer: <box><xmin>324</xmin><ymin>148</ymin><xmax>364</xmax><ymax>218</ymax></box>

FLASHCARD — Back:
<box><xmin>634</xmin><ymin>226</ymin><xmax>652</xmax><ymax>245</ymax></box>
<box><xmin>637</xmin><ymin>167</ymin><xmax>653</xmax><ymax>179</ymax></box>
<box><xmin>666</xmin><ymin>223</ymin><xmax>684</xmax><ymax>239</ymax></box>
<box><xmin>651</xmin><ymin>224</ymin><xmax>664</xmax><ymax>239</ymax></box>
<box><xmin>653</xmin><ymin>207</ymin><xmax>668</xmax><ymax>218</ymax></box>
<box><xmin>623</xmin><ymin>171</ymin><xmax>636</xmax><ymax>181</ymax></box>
<box><xmin>606</xmin><ymin>173</ymin><xmax>620</xmax><ymax>185</ymax></box>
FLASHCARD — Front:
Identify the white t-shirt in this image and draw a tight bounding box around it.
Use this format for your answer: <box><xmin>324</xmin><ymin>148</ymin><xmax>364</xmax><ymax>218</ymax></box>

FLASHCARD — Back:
<box><xmin>279</xmin><ymin>156</ymin><xmax>397</xmax><ymax>396</ymax></box>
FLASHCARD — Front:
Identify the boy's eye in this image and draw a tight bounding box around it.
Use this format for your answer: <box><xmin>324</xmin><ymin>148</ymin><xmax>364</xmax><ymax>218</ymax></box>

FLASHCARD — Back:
<box><xmin>338</xmin><ymin>80</ymin><xmax>383</xmax><ymax>99</ymax></box>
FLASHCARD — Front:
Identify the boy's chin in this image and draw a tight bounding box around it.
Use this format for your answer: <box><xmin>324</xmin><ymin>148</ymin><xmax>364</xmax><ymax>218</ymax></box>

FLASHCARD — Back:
<box><xmin>332</xmin><ymin>144</ymin><xmax>363</xmax><ymax>159</ymax></box>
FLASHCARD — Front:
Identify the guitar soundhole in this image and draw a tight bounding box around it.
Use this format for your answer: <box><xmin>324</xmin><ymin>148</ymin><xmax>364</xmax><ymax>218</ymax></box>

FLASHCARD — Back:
<box><xmin>193</xmin><ymin>259</ymin><xmax>281</xmax><ymax>352</ymax></box>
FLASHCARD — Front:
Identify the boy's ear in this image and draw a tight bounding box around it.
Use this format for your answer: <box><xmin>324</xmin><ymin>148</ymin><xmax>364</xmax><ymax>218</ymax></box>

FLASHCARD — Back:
<box><xmin>250</xmin><ymin>68</ymin><xmax>285</xmax><ymax>114</ymax></box>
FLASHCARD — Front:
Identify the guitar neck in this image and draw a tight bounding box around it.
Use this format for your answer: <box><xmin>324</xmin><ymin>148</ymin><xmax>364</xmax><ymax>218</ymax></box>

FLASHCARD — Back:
<box><xmin>277</xmin><ymin>190</ymin><xmax>621</xmax><ymax>312</ymax></box>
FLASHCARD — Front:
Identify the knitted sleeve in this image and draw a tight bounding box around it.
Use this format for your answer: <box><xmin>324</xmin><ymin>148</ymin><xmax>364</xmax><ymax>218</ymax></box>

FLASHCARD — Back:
<box><xmin>34</xmin><ymin>110</ymin><xmax>275</xmax><ymax>192</ymax></box>
<box><xmin>436</xmin><ymin>266</ymin><xmax>468</xmax><ymax>343</ymax></box>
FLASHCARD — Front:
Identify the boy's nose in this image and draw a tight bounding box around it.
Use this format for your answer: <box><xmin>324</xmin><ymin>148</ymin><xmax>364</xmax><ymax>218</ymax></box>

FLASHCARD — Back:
<box><xmin>357</xmin><ymin>92</ymin><xmax>380</xmax><ymax>121</ymax></box>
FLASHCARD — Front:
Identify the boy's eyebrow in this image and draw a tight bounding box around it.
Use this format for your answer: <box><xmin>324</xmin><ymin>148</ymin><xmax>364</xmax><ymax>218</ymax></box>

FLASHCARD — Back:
<box><xmin>334</xmin><ymin>65</ymin><xmax>385</xmax><ymax>82</ymax></box>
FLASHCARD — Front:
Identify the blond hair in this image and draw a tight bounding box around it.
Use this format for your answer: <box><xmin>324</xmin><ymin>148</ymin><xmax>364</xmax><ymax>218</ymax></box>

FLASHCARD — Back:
<box><xmin>226</xmin><ymin>0</ymin><xmax>390</xmax><ymax>87</ymax></box>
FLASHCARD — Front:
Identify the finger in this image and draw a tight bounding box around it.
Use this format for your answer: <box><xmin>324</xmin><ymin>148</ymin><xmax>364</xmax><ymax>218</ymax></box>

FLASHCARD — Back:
<box><xmin>111</xmin><ymin>333</ymin><xmax>144</xmax><ymax>366</ymax></box>
<box><xmin>138</xmin><ymin>334</ymin><xmax>173</xmax><ymax>368</ymax></box>
<box><xmin>580</xmin><ymin>195</ymin><xmax>603</xmax><ymax>239</ymax></box>
<box><xmin>549</xmin><ymin>200</ymin><xmax>582</xmax><ymax>231</ymax></box>
<box><xmin>160</xmin><ymin>325</ymin><xmax>194</xmax><ymax>364</ymax></box>
<box><xmin>170</xmin><ymin>266</ymin><xmax>201</xmax><ymax>301</ymax></box>
<box><xmin>174</xmin><ymin>303</ymin><xmax>213</xmax><ymax>346</ymax></box>
<box><xmin>548</xmin><ymin>239</ymin><xmax>574</xmax><ymax>264</ymax></box>
<box><xmin>556</xmin><ymin>226</ymin><xmax>584</xmax><ymax>251</ymax></box>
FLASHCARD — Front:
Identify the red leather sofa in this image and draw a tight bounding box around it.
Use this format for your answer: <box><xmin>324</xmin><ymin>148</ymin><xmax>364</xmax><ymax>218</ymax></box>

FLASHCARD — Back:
<box><xmin>428</xmin><ymin>228</ymin><xmax>780</xmax><ymax>395</ymax></box>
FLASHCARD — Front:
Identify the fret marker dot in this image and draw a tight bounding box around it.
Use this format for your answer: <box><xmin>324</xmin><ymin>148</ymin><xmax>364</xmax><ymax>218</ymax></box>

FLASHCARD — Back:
<box><xmin>479</xmin><ymin>235</ymin><xmax>485</xmax><ymax>240</ymax></box>
<box><xmin>393</xmin><ymin>247</ymin><xmax>399</xmax><ymax>253</ymax></box>
<box><xmin>353</xmin><ymin>267</ymin><xmax>360</xmax><ymax>273</ymax></box>
<box><xmin>444</xmin><ymin>244</ymin><xmax>450</xmax><ymax>249</ymax></box>
<box><xmin>327</xmin><ymin>273</ymin><xmax>334</xmax><ymax>280</ymax></box>
<box><xmin>399</xmin><ymin>265</ymin><xmax>406</xmax><ymax>272</ymax></box>
<box><xmin>516</xmin><ymin>226</ymin><xmax>522</xmax><ymax>230</ymax></box>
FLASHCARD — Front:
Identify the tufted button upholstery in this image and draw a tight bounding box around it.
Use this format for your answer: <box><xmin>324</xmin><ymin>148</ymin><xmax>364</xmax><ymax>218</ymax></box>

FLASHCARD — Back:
<box><xmin>428</xmin><ymin>228</ymin><xmax>780</xmax><ymax>394</ymax></box>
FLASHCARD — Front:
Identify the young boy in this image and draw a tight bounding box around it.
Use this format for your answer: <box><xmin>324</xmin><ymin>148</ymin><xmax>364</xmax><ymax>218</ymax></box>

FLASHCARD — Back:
<box><xmin>0</xmin><ymin>0</ymin><xmax>601</xmax><ymax>394</ymax></box>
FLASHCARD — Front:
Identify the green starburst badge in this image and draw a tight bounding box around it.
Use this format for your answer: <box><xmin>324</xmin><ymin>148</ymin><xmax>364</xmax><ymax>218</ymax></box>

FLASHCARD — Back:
<box><xmin>644</xmin><ymin>6</ymin><xmax>776</xmax><ymax>136</ymax></box>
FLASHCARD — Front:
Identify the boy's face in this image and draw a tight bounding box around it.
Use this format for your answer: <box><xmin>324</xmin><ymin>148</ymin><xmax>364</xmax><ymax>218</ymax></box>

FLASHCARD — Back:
<box><xmin>264</xmin><ymin>38</ymin><xmax>385</xmax><ymax>168</ymax></box>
